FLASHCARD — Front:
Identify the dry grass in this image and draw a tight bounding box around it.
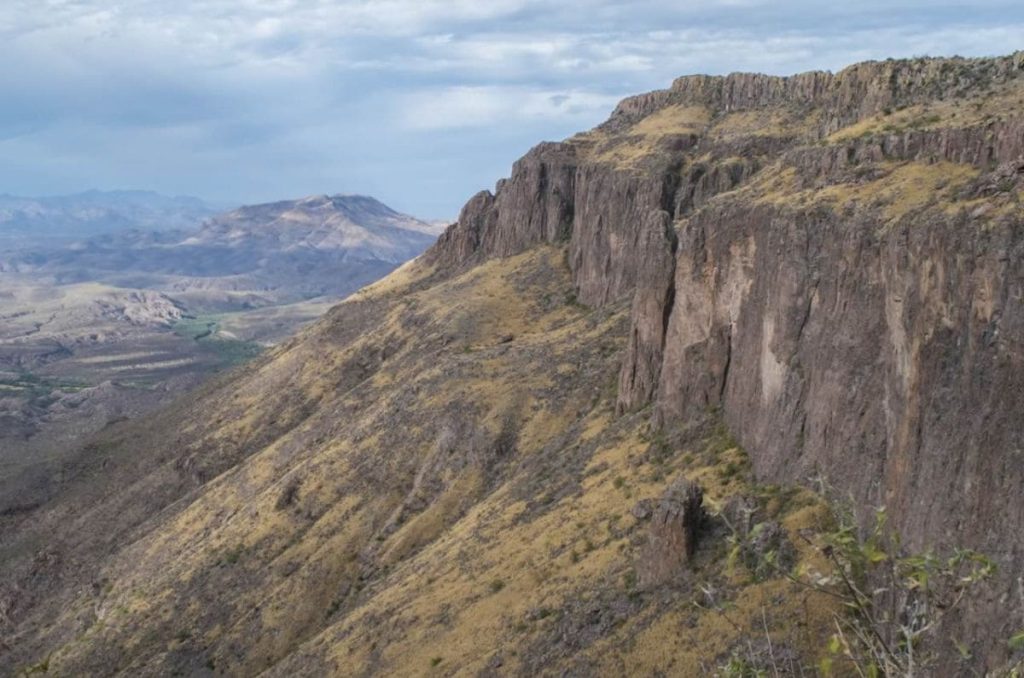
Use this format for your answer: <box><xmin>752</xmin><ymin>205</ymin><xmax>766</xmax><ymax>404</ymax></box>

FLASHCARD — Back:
<box><xmin>35</xmin><ymin>245</ymin><xmax>842</xmax><ymax>677</ymax></box>
<box><xmin>829</xmin><ymin>78</ymin><xmax>1024</xmax><ymax>143</ymax></box>
<box><xmin>578</xmin><ymin>105</ymin><xmax>712</xmax><ymax>168</ymax></box>
<box><xmin>708</xmin><ymin>108</ymin><xmax>819</xmax><ymax>141</ymax></box>
<box><xmin>746</xmin><ymin>159</ymin><xmax>981</xmax><ymax>226</ymax></box>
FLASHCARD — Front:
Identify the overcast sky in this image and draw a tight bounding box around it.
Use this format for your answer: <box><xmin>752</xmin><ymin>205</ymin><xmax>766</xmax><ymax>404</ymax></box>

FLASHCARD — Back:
<box><xmin>2</xmin><ymin>1</ymin><xmax>1022</xmax><ymax>219</ymax></box>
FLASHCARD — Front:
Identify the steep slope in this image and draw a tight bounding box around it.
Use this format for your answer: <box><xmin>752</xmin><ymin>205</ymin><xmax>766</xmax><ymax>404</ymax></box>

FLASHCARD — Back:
<box><xmin>1</xmin><ymin>250</ymin><xmax>841</xmax><ymax>677</ymax></box>
<box><xmin>0</xmin><ymin>195</ymin><xmax>440</xmax><ymax>539</ymax></box>
<box><xmin>3</xmin><ymin>53</ymin><xmax>1024</xmax><ymax>676</ymax></box>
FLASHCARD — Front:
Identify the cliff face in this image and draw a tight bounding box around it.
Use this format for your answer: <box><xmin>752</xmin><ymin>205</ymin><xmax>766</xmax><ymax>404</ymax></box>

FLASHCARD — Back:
<box><xmin>657</xmin><ymin>196</ymin><xmax>1024</xmax><ymax>524</ymax></box>
<box><xmin>427</xmin><ymin>51</ymin><xmax>1024</xmax><ymax>663</ymax></box>
<box><xmin>430</xmin><ymin>55</ymin><xmax>1024</xmax><ymax>313</ymax></box>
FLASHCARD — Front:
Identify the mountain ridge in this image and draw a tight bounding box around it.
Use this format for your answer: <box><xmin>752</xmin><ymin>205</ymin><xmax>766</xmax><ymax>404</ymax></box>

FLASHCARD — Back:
<box><xmin>3</xmin><ymin>193</ymin><xmax>441</xmax><ymax>308</ymax></box>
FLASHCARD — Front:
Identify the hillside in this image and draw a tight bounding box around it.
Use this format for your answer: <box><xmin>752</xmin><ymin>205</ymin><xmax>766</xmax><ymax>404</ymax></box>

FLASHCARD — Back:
<box><xmin>2</xmin><ymin>53</ymin><xmax>1023</xmax><ymax>676</ymax></box>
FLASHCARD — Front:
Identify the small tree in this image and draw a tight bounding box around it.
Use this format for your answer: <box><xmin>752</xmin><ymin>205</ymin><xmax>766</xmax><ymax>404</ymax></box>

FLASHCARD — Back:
<box><xmin>726</xmin><ymin>498</ymin><xmax>996</xmax><ymax>676</ymax></box>
<box><xmin>809</xmin><ymin>506</ymin><xmax>995</xmax><ymax>676</ymax></box>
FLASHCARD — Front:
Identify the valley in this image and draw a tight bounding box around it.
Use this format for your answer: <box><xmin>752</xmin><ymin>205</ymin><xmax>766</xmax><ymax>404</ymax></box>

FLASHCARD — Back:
<box><xmin>0</xmin><ymin>193</ymin><xmax>441</xmax><ymax>515</ymax></box>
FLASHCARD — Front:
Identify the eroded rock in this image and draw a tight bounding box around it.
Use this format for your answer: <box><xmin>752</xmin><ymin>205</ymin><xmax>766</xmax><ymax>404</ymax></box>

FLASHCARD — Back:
<box><xmin>616</xmin><ymin>209</ymin><xmax>677</xmax><ymax>413</ymax></box>
<box><xmin>637</xmin><ymin>477</ymin><xmax>704</xmax><ymax>588</ymax></box>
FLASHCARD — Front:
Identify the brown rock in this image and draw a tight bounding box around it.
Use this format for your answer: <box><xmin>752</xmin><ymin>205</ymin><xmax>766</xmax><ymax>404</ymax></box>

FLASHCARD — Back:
<box><xmin>637</xmin><ymin>477</ymin><xmax>703</xmax><ymax>588</ymax></box>
<box><xmin>630</xmin><ymin>499</ymin><xmax>655</xmax><ymax>521</ymax></box>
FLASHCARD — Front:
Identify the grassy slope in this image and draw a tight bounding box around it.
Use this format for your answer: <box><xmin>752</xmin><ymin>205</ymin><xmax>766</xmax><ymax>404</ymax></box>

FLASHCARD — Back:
<box><xmin>12</xmin><ymin>248</ymin><xmax>838</xmax><ymax>676</ymax></box>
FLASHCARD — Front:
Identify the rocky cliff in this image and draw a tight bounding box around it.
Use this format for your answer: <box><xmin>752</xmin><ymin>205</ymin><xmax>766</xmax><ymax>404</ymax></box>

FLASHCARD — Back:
<box><xmin>427</xmin><ymin>51</ymin><xmax>1024</xmax><ymax>666</ymax></box>
<box><xmin>3</xmin><ymin>53</ymin><xmax>1023</xmax><ymax>676</ymax></box>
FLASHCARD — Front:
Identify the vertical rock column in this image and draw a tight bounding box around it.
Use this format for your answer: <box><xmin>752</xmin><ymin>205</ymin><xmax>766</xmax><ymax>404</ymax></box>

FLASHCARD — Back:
<box><xmin>637</xmin><ymin>477</ymin><xmax>704</xmax><ymax>588</ymax></box>
<box><xmin>617</xmin><ymin>210</ymin><xmax>678</xmax><ymax>413</ymax></box>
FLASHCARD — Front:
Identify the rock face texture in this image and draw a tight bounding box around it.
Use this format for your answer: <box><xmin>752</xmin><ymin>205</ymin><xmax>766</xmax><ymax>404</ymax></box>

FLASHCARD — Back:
<box><xmin>637</xmin><ymin>477</ymin><xmax>703</xmax><ymax>588</ymax></box>
<box><xmin>425</xmin><ymin>51</ymin><xmax>1024</xmax><ymax>666</ymax></box>
<box><xmin>616</xmin><ymin>209</ymin><xmax>677</xmax><ymax>413</ymax></box>
<box><xmin>427</xmin><ymin>143</ymin><xmax>578</xmax><ymax>270</ymax></box>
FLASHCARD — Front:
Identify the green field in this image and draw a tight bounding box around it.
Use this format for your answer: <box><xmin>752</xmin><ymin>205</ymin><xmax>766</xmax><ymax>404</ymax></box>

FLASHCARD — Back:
<box><xmin>172</xmin><ymin>315</ymin><xmax>263</xmax><ymax>368</ymax></box>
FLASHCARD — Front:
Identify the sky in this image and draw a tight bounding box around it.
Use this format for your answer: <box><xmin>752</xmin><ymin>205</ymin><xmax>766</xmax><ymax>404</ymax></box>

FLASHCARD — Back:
<box><xmin>2</xmin><ymin>1</ymin><xmax>1023</xmax><ymax>220</ymax></box>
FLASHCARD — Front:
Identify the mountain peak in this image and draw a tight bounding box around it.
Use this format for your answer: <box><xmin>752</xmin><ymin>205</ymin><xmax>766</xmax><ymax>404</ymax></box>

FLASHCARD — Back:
<box><xmin>196</xmin><ymin>193</ymin><xmax>440</xmax><ymax>258</ymax></box>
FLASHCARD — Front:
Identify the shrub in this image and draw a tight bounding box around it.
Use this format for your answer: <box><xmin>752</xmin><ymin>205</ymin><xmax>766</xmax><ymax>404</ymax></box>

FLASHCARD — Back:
<box><xmin>733</xmin><ymin>497</ymin><xmax>995</xmax><ymax>676</ymax></box>
<box><xmin>819</xmin><ymin>507</ymin><xmax>994</xmax><ymax>676</ymax></box>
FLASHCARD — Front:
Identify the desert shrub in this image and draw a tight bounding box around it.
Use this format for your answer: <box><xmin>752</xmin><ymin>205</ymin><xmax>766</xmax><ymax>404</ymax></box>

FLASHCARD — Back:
<box><xmin>730</xmin><ymin>495</ymin><xmax>995</xmax><ymax>676</ymax></box>
<box><xmin>813</xmin><ymin>506</ymin><xmax>994</xmax><ymax>676</ymax></box>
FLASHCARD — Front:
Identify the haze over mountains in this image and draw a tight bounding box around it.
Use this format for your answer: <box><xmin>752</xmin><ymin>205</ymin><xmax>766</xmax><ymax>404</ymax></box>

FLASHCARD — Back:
<box><xmin>2</xmin><ymin>52</ymin><xmax>1023</xmax><ymax>677</ymax></box>
<box><xmin>3</xmin><ymin>192</ymin><xmax>444</xmax><ymax>308</ymax></box>
<box><xmin>0</xmin><ymin>192</ymin><xmax>440</xmax><ymax>501</ymax></box>
<box><xmin>0</xmin><ymin>190</ymin><xmax>217</xmax><ymax>242</ymax></box>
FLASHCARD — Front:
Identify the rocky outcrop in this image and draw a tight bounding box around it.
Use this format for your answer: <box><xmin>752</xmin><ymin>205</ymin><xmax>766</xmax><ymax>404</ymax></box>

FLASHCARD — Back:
<box><xmin>673</xmin><ymin>158</ymin><xmax>761</xmax><ymax>216</ymax></box>
<box><xmin>429</xmin><ymin>190</ymin><xmax>495</xmax><ymax>270</ymax></box>
<box><xmin>788</xmin><ymin>118</ymin><xmax>1024</xmax><ymax>179</ymax></box>
<box><xmin>610</xmin><ymin>52</ymin><xmax>1024</xmax><ymax>132</ymax></box>
<box><xmin>568</xmin><ymin>165</ymin><xmax>682</xmax><ymax>306</ymax></box>
<box><xmin>637</xmin><ymin>477</ymin><xmax>704</xmax><ymax>588</ymax></box>
<box><xmin>425</xmin><ymin>143</ymin><xmax>577</xmax><ymax>270</ymax></box>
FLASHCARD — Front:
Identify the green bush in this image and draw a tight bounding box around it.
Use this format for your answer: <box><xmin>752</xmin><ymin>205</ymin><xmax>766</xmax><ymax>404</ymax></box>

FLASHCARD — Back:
<box><xmin>795</xmin><ymin>504</ymin><xmax>991</xmax><ymax>676</ymax></box>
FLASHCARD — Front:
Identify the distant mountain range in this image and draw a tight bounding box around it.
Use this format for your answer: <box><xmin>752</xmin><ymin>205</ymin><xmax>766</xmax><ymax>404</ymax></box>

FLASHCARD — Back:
<box><xmin>2</xmin><ymin>193</ymin><xmax>446</xmax><ymax>309</ymax></box>
<box><xmin>0</xmin><ymin>191</ymin><xmax>443</xmax><ymax>480</ymax></box>
<box><xmin>192</xmin><ymin>193</ymin><xmax>444</xmax><ymax>262</ymax></box>
<box><xmin>0</xmin><ymin>190</ymin><xmax>217</xmax><ymax>239</ymax></box>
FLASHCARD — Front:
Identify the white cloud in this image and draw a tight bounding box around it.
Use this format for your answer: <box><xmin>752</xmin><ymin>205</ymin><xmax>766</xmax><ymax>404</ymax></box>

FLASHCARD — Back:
<box><xmin>397</xmin><ymin>86</ymin><xmax>620</xmax><ymax>130</ymax></box>
<box><xmin>0</xmin><ymin>0</ymin><xmax>1022</xmax><ymax>217</ymax></box>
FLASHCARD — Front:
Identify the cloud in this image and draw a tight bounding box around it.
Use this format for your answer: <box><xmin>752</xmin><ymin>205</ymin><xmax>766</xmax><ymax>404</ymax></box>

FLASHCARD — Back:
<box><xmin>397</xmin><ymin>86</ymin><xmax>621</xmax><ymax>130</ymax></box>
<box><xmin>0</xmin><ymin>1</ymin><xmax>1022</xmax><ymax>219</ymax></box>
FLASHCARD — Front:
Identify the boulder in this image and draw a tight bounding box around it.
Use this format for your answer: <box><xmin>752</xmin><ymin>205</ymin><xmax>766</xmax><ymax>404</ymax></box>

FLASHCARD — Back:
<box><xmin>637</xmin><ymin>477</ymin><xmax>703</xmax><ymax>588</ymax></box>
